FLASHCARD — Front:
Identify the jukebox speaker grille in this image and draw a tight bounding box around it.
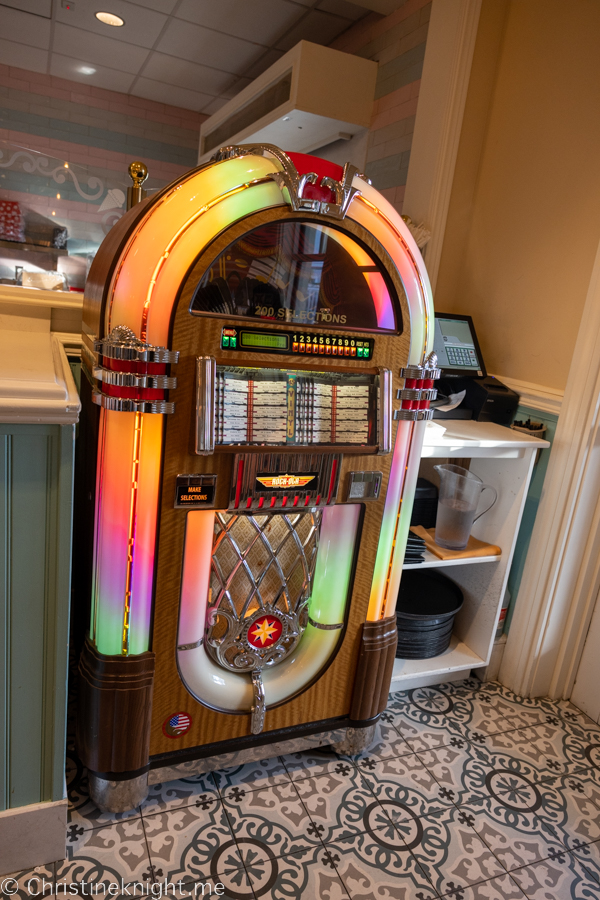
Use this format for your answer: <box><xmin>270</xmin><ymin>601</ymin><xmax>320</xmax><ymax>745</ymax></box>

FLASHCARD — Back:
<box><xmin>205</xmin><ymin>511</ymin><xmax>321</xmax><ymax>673</ymax></box>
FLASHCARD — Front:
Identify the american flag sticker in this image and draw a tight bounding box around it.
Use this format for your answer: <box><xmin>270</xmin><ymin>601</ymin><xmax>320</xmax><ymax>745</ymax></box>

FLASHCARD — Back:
<box><xmin>162</xmin><ymin>711</ymin><xmax>192</xmax><ymax>738</ymax></box>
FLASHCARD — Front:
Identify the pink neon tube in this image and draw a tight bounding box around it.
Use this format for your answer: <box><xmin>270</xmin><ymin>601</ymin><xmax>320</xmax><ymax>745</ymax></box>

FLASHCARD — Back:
<box><xmin>178</xmin><ymin>510</ymin><xmax>215</xmax><ymax>649</ymax></box>
<box><xmin>92</xmin><ymin>409</ymin><xmax>163</xmax><ymax>656</ymax></box>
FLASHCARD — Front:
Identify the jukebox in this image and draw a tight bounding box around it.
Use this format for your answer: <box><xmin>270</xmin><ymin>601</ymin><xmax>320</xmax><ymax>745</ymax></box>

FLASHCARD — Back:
<box><xmin>76</xmin><ymin>145</ymin><xmax>438</xmax><ymax>811</ymax></box>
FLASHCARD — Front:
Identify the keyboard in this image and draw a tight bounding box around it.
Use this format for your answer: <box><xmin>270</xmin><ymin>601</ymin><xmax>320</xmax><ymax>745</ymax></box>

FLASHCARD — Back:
<box><xmin>446</xmin><ymin>346</ymin><xmax>479</xmax><ymax>367</ymax></box>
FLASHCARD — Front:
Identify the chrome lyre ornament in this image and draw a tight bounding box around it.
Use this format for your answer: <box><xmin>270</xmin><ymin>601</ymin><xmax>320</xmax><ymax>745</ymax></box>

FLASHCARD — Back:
<box><xmin>204</xmin><ymin>509</ymin><xmax>321</xmax><ymax>733</ymax></box>
<box><xmin>271</xmin><ymin>160</ymin><xmax>363</xmax><ymax>219</ymax></box>
<box><xmin>213</xmin><ymin>143</ymin><xmax>366</xmax><ymax>219</ymax></box>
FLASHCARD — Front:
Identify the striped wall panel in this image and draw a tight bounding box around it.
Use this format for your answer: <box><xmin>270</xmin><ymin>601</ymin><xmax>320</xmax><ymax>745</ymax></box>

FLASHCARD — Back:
<box><xmin>0</xmin><ymin>64</ymin><xmax>205</xmax><ymax>221</ymax></box>
<box><xmin>332</xmin><ymin>0</ymin><xmax>432</xmax><ymax>213</ymax></box>
<box><xmin>0</xmin><ymin>102</ymin><xmax>197</xmax><ymax>168</ymax></box>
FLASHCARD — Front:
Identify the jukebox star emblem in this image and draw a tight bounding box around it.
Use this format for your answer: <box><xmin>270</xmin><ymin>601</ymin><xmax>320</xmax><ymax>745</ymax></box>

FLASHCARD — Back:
<box><xmin>247</xmin><ymin>614</ymin><xmax>283</xmax><ymax>649</ymax></box>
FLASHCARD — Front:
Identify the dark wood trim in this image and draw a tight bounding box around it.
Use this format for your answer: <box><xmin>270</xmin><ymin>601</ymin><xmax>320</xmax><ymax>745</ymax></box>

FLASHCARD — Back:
<box><xmin>77</xmin><ymin>638</ymin><xmax>155</xmax><ymax>775</ymax></box>
<box><xmin>148</xmin><ymin>713</ymin><xmax>380</xmax><ymax>770</ymax></box>
<box><xmin>350</xmin><ymin>616</ymin><xmax>398</xmax><ymax>721</ymax></box>
<box><xmin>91</xmin><ymin>712</ymin><xmax>381</xmax><ymax>781</ymax></box>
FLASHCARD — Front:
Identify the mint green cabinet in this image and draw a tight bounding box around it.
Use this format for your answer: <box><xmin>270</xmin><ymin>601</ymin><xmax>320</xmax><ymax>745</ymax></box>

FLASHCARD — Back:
<box><xmin>0</xmin><ymin>424</ymin><xmax>75</xmax><ymax>810</ymax></box>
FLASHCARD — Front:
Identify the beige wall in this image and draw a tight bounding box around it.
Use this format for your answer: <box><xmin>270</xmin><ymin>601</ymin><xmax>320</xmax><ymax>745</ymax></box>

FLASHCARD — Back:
<box><xmin>435</xmin><ymin>0</ymin><xmax>600</xmax><ymax>390</ymax></box>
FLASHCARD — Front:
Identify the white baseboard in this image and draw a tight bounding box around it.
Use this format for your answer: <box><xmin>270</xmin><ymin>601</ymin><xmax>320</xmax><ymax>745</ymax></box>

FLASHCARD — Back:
<box><xmin>0</xmin><ymin>799</ymin><xmax>66</xmax><ymax>876</ymax></box>
<box><xmin>492</xmin><ymin>374</ymin><xmax>563</xmax><ymax>416</ymax></box>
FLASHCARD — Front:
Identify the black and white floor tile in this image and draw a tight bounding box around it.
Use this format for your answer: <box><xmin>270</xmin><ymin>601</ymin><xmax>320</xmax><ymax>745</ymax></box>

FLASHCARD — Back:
<box><xmin>9</xmin><ymin>678</ymin><xmax>600</xmax><ymax>898</ymax></box>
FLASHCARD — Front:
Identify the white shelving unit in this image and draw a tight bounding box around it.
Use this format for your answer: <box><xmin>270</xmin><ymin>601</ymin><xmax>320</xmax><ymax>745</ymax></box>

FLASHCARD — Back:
<box><xmin>390</xmin><ymin>420</ymin><xmax>549</xmax><ymax>693</ymax></box>
<box><xmin>403</xmin><ymin>550</ymin><xmax>501</xmax><ymax>570</ymax></box>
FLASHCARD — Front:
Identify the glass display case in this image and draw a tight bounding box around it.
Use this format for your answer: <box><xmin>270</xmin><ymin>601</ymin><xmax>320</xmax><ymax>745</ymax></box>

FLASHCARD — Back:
<box><xmin>0</xmin><ymin>139</ymin><xmax>168</xmax><ymax>293</ymax></box>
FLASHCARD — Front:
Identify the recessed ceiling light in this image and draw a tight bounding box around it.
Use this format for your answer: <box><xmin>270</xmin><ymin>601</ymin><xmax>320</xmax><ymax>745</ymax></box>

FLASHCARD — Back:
<box><xmin>79</xmin><ymin>65</ymin><xmax>96</xmax><ymax>75</ymax></box>
<box><xmin>95</xmin><ymin>11</ymin><xmax>124</xmax><ymax>26</ymax></box>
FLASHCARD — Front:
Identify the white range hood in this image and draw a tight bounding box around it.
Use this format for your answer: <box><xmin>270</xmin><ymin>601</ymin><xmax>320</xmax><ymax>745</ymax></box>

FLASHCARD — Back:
<box><xmin>198</xmin><ymin>41</ymin><xmax>377</xmax><ymax>164</ymax></box>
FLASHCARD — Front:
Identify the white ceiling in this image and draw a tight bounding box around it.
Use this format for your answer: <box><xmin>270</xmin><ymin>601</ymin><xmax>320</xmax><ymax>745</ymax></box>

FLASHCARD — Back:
<box><xmin>0</xmin><ymin>0</ymin><xmax>376</xmax><ymax>115</ymax></box>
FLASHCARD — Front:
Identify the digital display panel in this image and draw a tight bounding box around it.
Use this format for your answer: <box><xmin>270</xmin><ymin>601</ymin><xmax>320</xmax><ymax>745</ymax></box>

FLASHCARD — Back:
<box><xmin>241</xmin><ymin>332</ymin><xmax>289</xmax><ymax>350</ymax></box>
<box><xmin>221</xmin><ymin>327</ymin><xmax>374</xmax><ymax>359</ymax></box>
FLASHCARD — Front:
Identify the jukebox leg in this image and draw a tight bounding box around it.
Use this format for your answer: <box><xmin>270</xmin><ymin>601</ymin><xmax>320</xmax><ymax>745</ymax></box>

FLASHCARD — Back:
<box><xmin>88</xmin><ymin>772</ymin><xmax>149</xmax><ymax>813</ymax></box>
<box><xmin>331</xmin><ymin>724</ymin><xmax>377</xmax><ymax>755</ymax></box>
<box><xmin>349</xmin><ymin>616</ymin><xmax>398</xmax><ymax>716</ymax></box>
<box><xmin>329</xmin><ymin>618</ymin><xmax>398</xmax><ymax>757</ymax></box>
<box><xmin>77</xmin><ymin>638</ymin><xmax>155</xmax><ymax>813</ymax></box>
<box><xmin>329</xmin><ymin>617</ymin><xmax>399</xmax><ymax>758</ymax></box>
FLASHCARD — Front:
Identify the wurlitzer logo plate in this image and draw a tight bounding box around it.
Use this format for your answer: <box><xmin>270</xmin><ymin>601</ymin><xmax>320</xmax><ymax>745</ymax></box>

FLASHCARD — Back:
<box><xmin>255</xmin><ymin>473</ymin><xmax>317</xmax><ymax>491</ymax></box>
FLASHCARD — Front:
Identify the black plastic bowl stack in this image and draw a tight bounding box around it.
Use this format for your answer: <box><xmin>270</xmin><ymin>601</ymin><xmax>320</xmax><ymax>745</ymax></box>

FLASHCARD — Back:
<box><xmin>395</xmin><ymin>569</ymin><xmax>463</xmax><ymax>659</ymax></box>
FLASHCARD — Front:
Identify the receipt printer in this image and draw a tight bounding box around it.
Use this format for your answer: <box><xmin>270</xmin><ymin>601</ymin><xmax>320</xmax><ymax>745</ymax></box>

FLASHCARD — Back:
<box><xmin>436</xmin><ymin>375</ymin><xmax>519</xmax><ymax>425</ymax></box>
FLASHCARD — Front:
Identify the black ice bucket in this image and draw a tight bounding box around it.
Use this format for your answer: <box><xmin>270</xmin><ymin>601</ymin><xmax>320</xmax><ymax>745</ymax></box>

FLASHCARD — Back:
<box><xmin>395</xmin><ymin>569</ymin><xmax>464</xmax><ymax>659</ymax></box>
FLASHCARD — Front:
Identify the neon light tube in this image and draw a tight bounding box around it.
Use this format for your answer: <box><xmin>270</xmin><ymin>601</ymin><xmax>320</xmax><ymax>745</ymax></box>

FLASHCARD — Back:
<box><xmin>367</xmin><ymin>420</ymin><xmax>413</xmax><ymax>621</ymax></box>
<box><xmin>310</xmin><ymin>504</ymin><xmax>361</xmax><ymax>625</ymax></box>
<box><xmin>93</xmin><ymin>410</ymin><xmax>138</xmax><ymax>655</ymax></box>
<box><xmin>320</xmin><ymin>225</ymin><xmax>372</xmax><ymax>266</ymax></box>
<box><xmin>178</xmin><ymin>510</ymin><xmax>215</xmax><ymax>649</ymax></box>
<box><xmin>319</xmin><ymin>225</ymin><xmax>395</xmax><ymax>330</ymax></box>
<box><xmin>349</xmin><ymin>180</ymin><xmax>434</xmax><ymax>622</ymax></box>
<box><xmin>383</xmin><ymin>419</ymin><xmax>427</xmax><ymax>619</ymax></box>
<box><xmin>349</xmin><ymin>184</ymin><xmax>433</xmax><ymax>366</ymax></box>
<box><xmin>91</xmin><ymin>409</ymin><xmax>163</xmax><ymax>655</ymax></box>
<box><xmin>362</xmin><ymin>270</ymin><xmax>395</xmax><ymax>330</ymax></box>
<box><xmin>128</xmin><ymin>413</ymin><xmax>163</xmax><ymax>654</ymax></box>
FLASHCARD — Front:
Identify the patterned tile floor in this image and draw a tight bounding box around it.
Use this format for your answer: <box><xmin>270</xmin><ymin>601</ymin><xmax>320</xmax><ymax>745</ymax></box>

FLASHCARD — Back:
<box><xmin>8</xmin><ymin>678</ymin><xmax>600</xmax><ymax>899</ymax></box>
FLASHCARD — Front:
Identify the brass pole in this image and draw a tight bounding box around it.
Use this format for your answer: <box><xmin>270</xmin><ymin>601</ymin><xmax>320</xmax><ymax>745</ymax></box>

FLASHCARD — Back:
<box><xmin>127</xmin><ymin>160</ymin><xmax>148</xmax><ymax>210</ymax></box>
